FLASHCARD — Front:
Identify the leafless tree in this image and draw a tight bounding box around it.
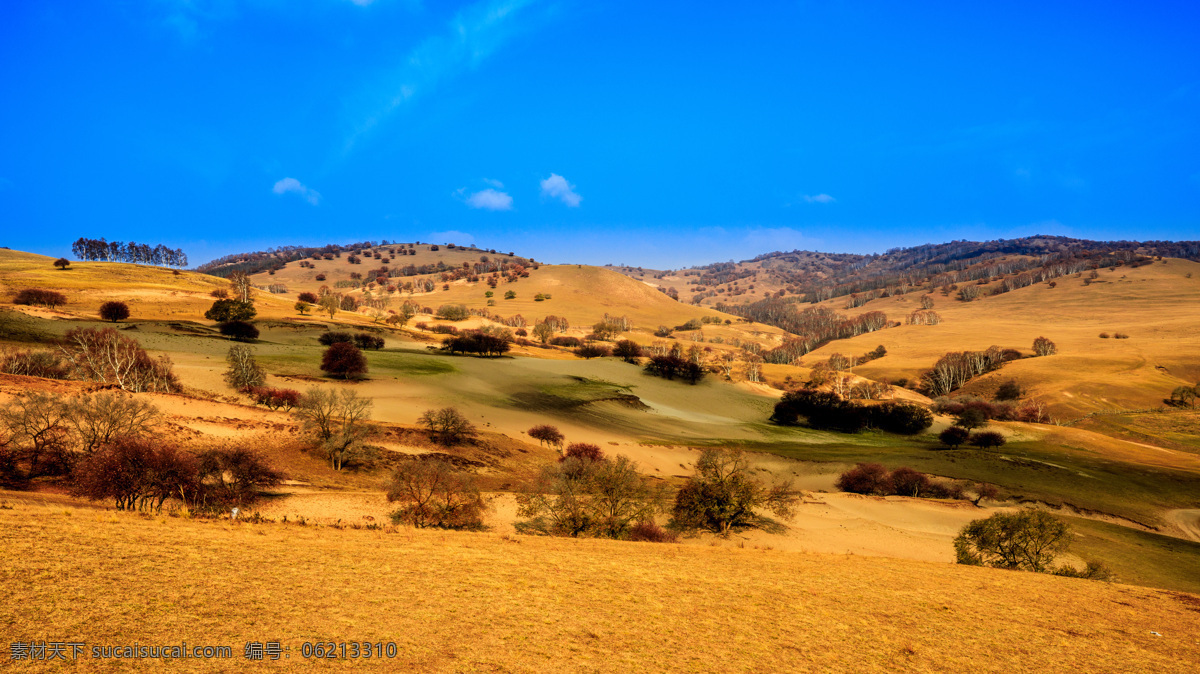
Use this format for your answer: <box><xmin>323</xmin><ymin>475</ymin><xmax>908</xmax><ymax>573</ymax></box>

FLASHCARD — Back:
<box><xmin>229</xmin><ymin>271</ymin><xmax>253</xmax><ymax>303</ymax></box>
<box><xmin>224</xmin><ymin>345</ymin><xmax>266</xmax><ymax>391</ymax></box>
<box><xmin>63</xmin><ymin>391</ymin><xmax>160</xmax><ymax>455</ymax></box>
<box><xmin>0</xmin><ymin>392</ymin><xmax>70</xmax><ymax>477</ymax></box>
<box><xmin>387</xmin><ymin>459</ymin><xmax>487</xmax><ymax>529</ymax></box>
<box><xmin>291</xmin><ymin>388</ymin><xmax>373</xmax><ymax>470</ymax></box>
<box><xmin>58</xmin><ymin>327</ymin><xmax>180</xmax><ymax>393</ymax></box>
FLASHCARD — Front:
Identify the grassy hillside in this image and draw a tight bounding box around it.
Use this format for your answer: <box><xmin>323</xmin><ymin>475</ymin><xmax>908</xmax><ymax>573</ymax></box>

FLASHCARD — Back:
<box><xmin>776</xmin><ymin>258</ymin><xmax>1200</xmax><ymax>418</ymax></box>
<box><xmin>1</xmin><ymin>501</ymin><xmax>1197</xmax><ymax>673</ymax></box>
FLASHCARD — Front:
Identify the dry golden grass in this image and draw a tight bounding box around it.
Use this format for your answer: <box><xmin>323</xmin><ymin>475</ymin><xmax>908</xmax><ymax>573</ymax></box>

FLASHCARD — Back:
<box><xmin>1</xmin><ymin>499</ymin><xmax>1197</xmax><ymax>673</ymax></box>
<box><xmin>793</xmin><ymin>258</ymin><xmax>1200</xmax><ymax>418</ymax></box>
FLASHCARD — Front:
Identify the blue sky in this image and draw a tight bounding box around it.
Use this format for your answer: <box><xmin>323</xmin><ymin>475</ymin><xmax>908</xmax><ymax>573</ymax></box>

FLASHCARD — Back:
<box><xmin>1</xmin><ymin>1</ymin><xmax>1197</xmax><ymax>268</ymax></box>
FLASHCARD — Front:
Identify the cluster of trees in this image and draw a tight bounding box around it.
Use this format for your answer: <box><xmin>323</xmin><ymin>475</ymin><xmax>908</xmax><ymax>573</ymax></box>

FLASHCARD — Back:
<box><xmin>72</xmin><ymin>439</ymin><xmax>281</xmax><ymax>512</ymax></box>
<box><xmin>729</xmin><ymin>305</ymin><xmax>889</xmax><ymax>365</ymax></box>
<box><xmin>70</xmin><ymin>238</ymin><xmax>188</xmax><ymax>267</ymax></box>
<box><xmin>836</xmin><ymin>463</ymin><xmax>976</xmax><ymax>499</ymax></box>
<box><xmin>771</xmin><ymin>390</ymin><xmax>933</xmax><ymax>434</ymax></box>
<box><xmin>643</xmin><ymin>355</ymin><xmax>705</xmax><ymax>384</ymax></box>
<box><xmin>386</xmin><ymin>459</ymin><xmax>487</xmax><ymax>529</ymax></box>
<box><xmin>920</xmin><ymin>346</ymin><xmax>1016</xmax><ymax>397</ymax></box>
<box><xmin>419</xmin><ymin>407</ymin><xmax>476</xmax><ymax>445</ymax></box>
<box><xmin>0</xmin><ymin>391</ymin><xmax>159</xmax><ymax>481</ymax></box>
<box><xmin>955</xmin><ymin>510</ymin><xmax>1112</xmax><ymax>580</ymax></box>
<box><xmin>205</xmin><ymin>299</ymin><xmax>258</xmax><ymax>342</ymax></box>
<box><xmin>931</xmin><ymin>395</ymin><xmax>1051</xmax><ymax>426</ymax></box>
<box><xmin>937</xmin><ymin>427</ymin><xmax>1006</xmax><ymax>449</ymax></box>
<box><xmin>317</xmin><ymin>331</ymin><xmax>385</xmax><ymax>350</ymax></box>
<box><xmin>516</xmin><ymin>447</ymin><xmax>666</xmax><ymax>539</ymax></box>
<box><xmin>58</xmin><ymin>328</ymin><xmax>181</xmax><ymax>393</ymax></box>
<box><xmin>13</xmin><ymin>288</ymin><xmax>67</xmax><ymax>308</ymax></box>
<box><xmin>442</xmin><ymin>329</ymin><xmax>512</xmax><ymax>357</ymax></box>
<box><xmin>1168</xmin><ymin>383</ymin><xmax>1200</xmax><ymax>408</ymax></box>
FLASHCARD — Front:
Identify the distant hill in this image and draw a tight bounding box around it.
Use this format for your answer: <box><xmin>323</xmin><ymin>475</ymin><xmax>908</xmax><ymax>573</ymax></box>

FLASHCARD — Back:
<box><xmin>611</xmin><ymin>235</ymin><xmax>1200</xmax><ymax>309</ymax></box>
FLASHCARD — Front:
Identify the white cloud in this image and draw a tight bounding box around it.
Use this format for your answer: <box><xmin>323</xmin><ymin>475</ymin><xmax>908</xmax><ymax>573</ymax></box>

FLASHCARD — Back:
<box><xmin>540</xmin><ymin>173</ymin><xmax>581</xmax><ymax>207</ymax></box>
<box><xmin>272</xmin><ymin>177</ymin><xmax>321</xmax><ymax>205</ymax></box>
<box><xmin>460</xmin><ymin>187</ymin><xmax>513</xmax><ymax>211</ymax></box>
<box><xmin>429</xmin><ymin>230</ymin><xmax>476</xmax><ymax>245</ymax></box>
<box><xmin>482</xmin><ymin>177</ymin><xmax>505</xmax><ymax>188</ymax></box>
<box><xmin>348</xmin><ymin>0</ymin><xmax>547</xmax><ymax>149</ymax></box>
<box><xmin>802</xmin><ymin>193</ymin><xmax>835</xmax><ymax>204</ymax></box>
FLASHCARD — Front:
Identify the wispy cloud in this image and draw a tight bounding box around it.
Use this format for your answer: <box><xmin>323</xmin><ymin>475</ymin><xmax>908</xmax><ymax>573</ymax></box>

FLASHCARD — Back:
<box><xmin>272</xmin><ymin>177</ymin><xmax>321</xmax><ymax>205</ymax></box>
<box><xmin>482</xmin><ymin>177</ymin><xmax>505</xmax><ymax>188</ymax></box>
<box><xmin>743</xmin><ymin>227</ymin><xmax>805</xmax><ymax>251</ymax></box>
<box><xmin>459</xmin><ymin>187</ymin><xmax>513</xmax><ymax>211</ymax></box>
<box><xmin>802</xmin><ymin>193</ymin><xmax>835</xmax><ymax>204</ymax></box>
<box><xmin>540</xmin><ymin>173</ymin><xmax>581</xmax><ymax>207</ymax></box>
<box><xmin>349</xmin><ymin>0</ymin><xmax>548</xmax><ymax>149</ymax></box>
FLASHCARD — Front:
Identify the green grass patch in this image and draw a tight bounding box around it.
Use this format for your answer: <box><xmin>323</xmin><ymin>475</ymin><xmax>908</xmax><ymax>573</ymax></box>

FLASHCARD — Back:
<box><xmin>1066</xmin><ymin>517</ymin><xmax>1200</xmax><ymax>595</ymax></box>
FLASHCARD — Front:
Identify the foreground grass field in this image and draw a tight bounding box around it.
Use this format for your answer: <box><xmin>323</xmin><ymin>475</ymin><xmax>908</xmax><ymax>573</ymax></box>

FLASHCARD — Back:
<box><xmin>1</xmin><ymin>500</ymin><xmax>1198</xmax><ymax>673</ymax></box>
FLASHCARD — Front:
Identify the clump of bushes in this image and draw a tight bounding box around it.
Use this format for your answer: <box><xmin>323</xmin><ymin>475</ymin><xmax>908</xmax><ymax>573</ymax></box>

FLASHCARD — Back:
<box><xmin>0</xmin><ymin>349</ymin><xmax>71</xmax><ymax>379</ymax></box>
<box><xmin>219</xmin><ymin>320</ymin><xmax>259</xmax><ymax>342</ymax></box>
<box><xmin>836</xmin><ymin>463</ymin><xmax>963</xmax><ymax>499</ymax></box>
<box><xmin>317</xmin><ymin>331</ymin><xmax>385</xmax><ymax>349</ymax></box>
<box><xmin>771</xmin><ymin>391</ymin><xmax>933</xmax><ymax>435</ymax></box>
<box><xmin>644</xmin><ymin>355</ymin><xmax>704</xmax><ymax>384</ymax></box>
<box><xmin>13</xmin><ymin>289</ymin><xmax>67</xmax><ymax>308</ymax></box>
<box><xmin>248</xmin><ymin>386</ymin><xmax>301</xmax><ymax>411</ymax></box>
<box><xmin>574</xmin><ymin>344</ymin><xmax>611</xmax><ymax>359</ymax></box>
<box><xmin>442</xmin><ymin>331</ymin><xmax>511</xmax><ymax>357</ymax></box>
<box><xmin>627</xmin><ymin>520</ymin><xmax>678</xmax><ymax>543</ymax></box>
<box><xmin>931</xmin><ymin>395</ymin><xmax>1050</xmax><ymax>424</ymax></box>
<box><xmin>387</xmin><ymin>458</ymin><xmax>487</xmax><ymax>530</ymax></box>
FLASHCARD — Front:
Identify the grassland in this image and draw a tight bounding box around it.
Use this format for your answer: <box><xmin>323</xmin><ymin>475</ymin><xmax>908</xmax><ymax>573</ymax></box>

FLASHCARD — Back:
<box><xmin>1</xmin><ymin>500</ymin><xmax>1197</xmax><ymax>673</ymax></box>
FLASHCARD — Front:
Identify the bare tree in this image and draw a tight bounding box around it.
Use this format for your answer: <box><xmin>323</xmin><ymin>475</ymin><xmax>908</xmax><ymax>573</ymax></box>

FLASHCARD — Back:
<box><xmin>386</xmin><ymin>459</ymin><xmax>487</xmax><ymax>529</ymax></box>
<box><xmin>0</xmin><ymin>392</ymin><xmax>70</xmax><ymax>477</ymax></box>
<box><xmin>63</xmin><ymin>391</ymin><xmax>160</xmax><ymax>455</ymax></box>
<box><xmin>224</xmin><ymin>345</ymin><xmax>266</xmax><ymax>391</ymax></box>
<box><xmin>419</xmin><ymin>407</ymin><xmax>475</xmax><ymax>445</ymax></box>
<box><xmin>1032</xmin><ymin>336</ymin><xmax>1057</xmax><ymax>356</ymax></box>
<box><xmin>229</xmin><ymin>271</ymin><xmax>253</xmax><ymax>303</ymax></box>
<box><xmin>58</xmin><ymin>327</ymin><xmax>180</xmax><ymax>393</ymax></box>
<box><xmin>291</xmin><ymin>388</ymin><xmax>373</xmax><ymax>470</ymax></box>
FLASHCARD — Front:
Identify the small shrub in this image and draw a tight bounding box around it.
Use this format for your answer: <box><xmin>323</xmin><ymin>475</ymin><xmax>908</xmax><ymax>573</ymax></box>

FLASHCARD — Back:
<box><xmin>995</xmin><ymin>380</ymin><xmax>1022</xmax><ymax>401</ymax></box>
<box><xmin>353</xmin><ymin>333</ymin><xmax>385</xmax><ymax>350</ymax></box>
<box><xmin>1032</xmin><ymin>336</ymin><xmax>1057</xmax><ymax>356</ymax></box>
<box><xmin>1098</xmin><ymin>332</ymin><xmax>1110</xmax><ymax>339</ymax></box>
<box><xmin>836</xmin><ymin>463</ymin><xmax>892</xmax><ymax>495</ymax></box>
<box><xmin>318</xmin><ymin>331</ymin><xmax>354</xmax><ymax>346</ymax></box>
<box><xmin>969</xmin><ymin>431</ymin><xmax>1006</xmax><ymax>449</ymax></box>
<box><xmin>628</xmin><ymin>520</ymin><xmax>678</xmax><ymax>543</ymax></box>
<box><xmin>549</xmin><ymin>336</ymin><xmax>582</xmax><ymax>347</ymax></box>
<box><xmin>13</xmin><ymin>289</ymin><xmax>67</xmax><ymax>308</ymax></box>
<box><xmin>889</xmin><ymin>467</ymin><xmax>932</xmax><ymax>497</ymax></box>
<box><xmin>574</xmin><ymin>344</ymin><xmax>611</xmax><ymax>359</ymax></box>
<box><xmin>938</xmin><ymin>426</ymin><xmax>970</xmax><ymax>449</ymax></box>
<box><xmin>561</xmin><ymin>443</ymin><xmax>604</xmax><ymax>463</ymax></box>
<box><xmin>210</xmin><ymin>288</ymin><xmax>229</xmax><ymax>298</ymax></box>
<box><xmin>1113</xmin><ymin>332</ymin><xmax>1129</xmax><ymax>339</ymax></box>
<box><xmin>218</xmin><ymin>321</ymin><xmax>259</xmax><ymax>342</ymax></box>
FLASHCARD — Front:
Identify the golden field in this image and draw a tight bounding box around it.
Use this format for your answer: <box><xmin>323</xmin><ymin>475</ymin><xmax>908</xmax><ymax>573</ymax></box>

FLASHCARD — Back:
<box><xmin>1</xmin><ymin>499</ymin><xmax>1198</xmax><ymax>673</ymax></box>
